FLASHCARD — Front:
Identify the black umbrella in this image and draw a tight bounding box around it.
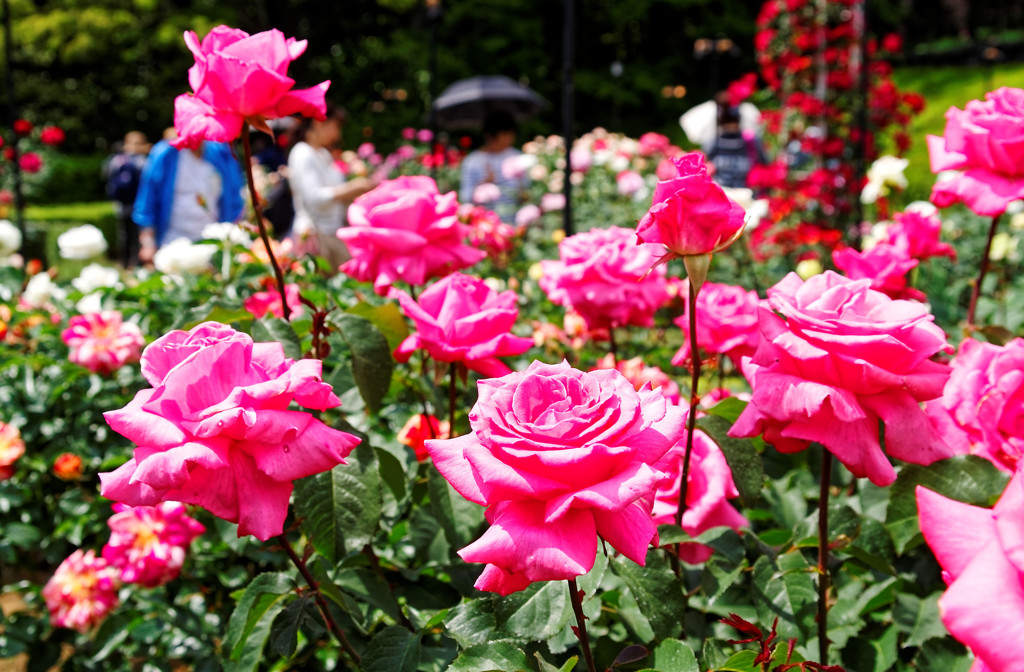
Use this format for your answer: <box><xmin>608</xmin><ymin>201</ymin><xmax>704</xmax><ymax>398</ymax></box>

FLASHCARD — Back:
<box><xmin>431</xmin><ymin>75</ymin><xmax>547</xmax><ymax>130</ymax></box>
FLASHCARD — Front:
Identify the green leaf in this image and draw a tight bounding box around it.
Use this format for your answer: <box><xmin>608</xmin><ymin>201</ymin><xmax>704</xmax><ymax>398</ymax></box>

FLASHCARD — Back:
<box><xmin>840</xmin><ymin>623</ymin><xmax>897</xmax><ymax>672</ymax></box>
<box><xmin>650</xmin><ymin>638</ymin><xmax>700</xmax><ymax>672</ymax></box>
<box><xmin>335</xmin><ymin>567</ymin><xmax>401</xmax><ymax>622</ymax></box>
<box><xmin>250</xmin><ymin>317</ymin><xmax>303</xmax><ymax>360</ymax></box>
<box><xmin>328</xmin><ymin>312</ymin><xmax>394</xmax><ymax>414</ymax></box>
<box><xmin>223</xmin><ymin>572</ymin><xmax>297</xmax><ymax>672</ymax></box>
<box><xmin>534</xmin><ymin>653</ymin><xmax>578</xmax><ymax>672</ymax></box>
<box><xmin>269</xmin><ymin>596</ymin><xmax>324</xmax><ymax>658</ymax></box>
<box><xmin>493</xmin><ymin>580</ymin><xmax>572</xmax><ymax>642</ymax></box>
<box><xmin>375</xmin><ymin>445</ymin><xmax>408</xmax><ymax>500</ymax></box>
<box><xmin>176</xmin><ymin>298</ymin><xmax>253</xmax><ymax>331</ymax></box>
<box><xmin>444</xmin><ymin>598</ymin><xmax>498</xmax><ymax>649</ymax></box>
<box><xmin>704</xmin><ymin>396</ymin><xmax>747</xmax><ymax>424</ymax></box>
<box><xmin>294</xmin><ymin>443</ymin><xmax>382</xmax><ymax>563</ymax></box>
<box><xmin>428</xmin><ymin>466</ymin><xmax>485</xmax><ymax>550</ymax></box>
<box><xmin>611</xmin><ymin>549</ymin><xmax>686</xmax><ymax>640</ymax></box>
<box><xmin>913</xmin><ymin>637</ymin><xmax>973</xmax><ymax>672</ymax></box>
<box><xmin>362</xmin><ymin>626</ymin><xmax>421</xmax><ymax>672</ymax></box>
<box><xmin>894</xmin><ymin>592</ymin><xmax>947</xmax><ymax>648</ymax></box>
<box><xmin>714</xmin><ymin>650</ymin><xmax>759</xmax><ymax>672</ymax></box>
<box><xmin>447</xmin><ymin>641</ymin><xmax>532</xmax><ymax>672</ymax></box>
<box><xmin>347</xmin><ymin>300</ymin><xmax>410</xmax><ymax>351</ymax></box>
<box><xmin>697</xmin><ymin>414</ymin><xmax>765</xmax><ymax>506</ymax></box>
<box><xmin>751</xmin><ymin>551</ymin><xmax>817</xmax><ymax>642</ymax></box>
<box><xmin>885</xmin><ymin>455</ymin><xmax>1010</xmax><ymax>554</ymax></box>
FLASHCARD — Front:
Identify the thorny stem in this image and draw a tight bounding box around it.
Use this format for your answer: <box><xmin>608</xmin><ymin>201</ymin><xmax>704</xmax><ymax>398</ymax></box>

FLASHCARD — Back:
<box><xmin>241</xmin><ymin>126</ymin><xmax>291</xmax><ymax>321</ymax></box>
<box><xmin>673</xmin><ymin>281</ymin><xmax>702</xmax><ymax>576</ymax></box>
<box><xmin>277</xmin><ymin>535</ymin><xmax>361</xmax><ymax>667</ymax></box>
<box><xmin>817</xmin><ymin>449</ymin><xmax>833</xmax><ymax>665</ymax></box>
<box><xmin>568</xmin><ymin>579</ymin><xmax>598</xmax><ymax>672</ymax></box>
<box><xmin>966</xmin><ymin>214</ymin><xmax>1001</xmax><ymax>331</ymax></box>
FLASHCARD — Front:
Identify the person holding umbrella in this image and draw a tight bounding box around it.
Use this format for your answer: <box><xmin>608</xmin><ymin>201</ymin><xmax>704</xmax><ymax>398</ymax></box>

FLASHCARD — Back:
<box><xmin>459</xmin><ymin>110</ymin><xmax>530</xmax><ymax>223</ymax></box>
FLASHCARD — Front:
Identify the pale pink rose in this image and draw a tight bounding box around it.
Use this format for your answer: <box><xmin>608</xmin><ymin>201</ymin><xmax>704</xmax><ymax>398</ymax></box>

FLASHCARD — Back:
<box><xmin>570</xmin><ymin>147</ymin><xmax>592</xmax><ymax>172</ymax></box>
<box><xmin>925</xmin><ymin>338</ymin><xmax>1024</xmax><ymax>473</ymax></box>
<box><xmin>885</xmin><ymin>208</ymin><xmax>956</xmax><ymax>261</ymax></box>
<box><xmin>515</xmin><ymin>204</ymin><xmax>542</xmax><ymax>227</ymax></box>
<box><xmin>99</xmin><ymin>322</ymin><xmax>359</xmax><ymax>540</ymax></box>
<box><xmin>929</xmin><ymin>87</ymin><xmax>1024</xmax><ymax>216</ymax></box>
<box><xmin>337</xmin><ymin>176</ymin><xmax>486</xmax><ymax>295</ymax></box>
<box><xmin>638</xmin><ymin>132</ymin><xmax>671</xmax><ymax>157</ymax></box>
<box><xmin>62</xmin><ymin>311</ymin><xmax>145</xmax><ymax>375</ymax></box>
<box><xmin>102</xmin><ymin>503</ymin><xmax>206</xmax><ymax>588</ymax></box>
<box><xmin>243</xmin><ymin>283</ymin><xmax>305</xmax><ymax>319</ymax></box>
<box><xmin>832</xmin><ymin>242</ymin><xmax>922</xmax><ymax>301</ymax></box>
<box><xmin>637</xmin><ymin>152</ymin><xmax>745</xmax><ymax>283</ymax></box>
<box><xmin>540</xmin><ymin>192</ymin><xmax>566</xmax><ymax>212</ymax></box>
<box><xmin>472</xmin><ymin>182</ymin><xmax>502</xmax><ymax>205</ymax></box>
<box><xmin>656</xmin><ymin>158</ymin><xmax>678</xmax><ymax>180</ymax></box>
<box><xmin>730</xmin><ymin>271</ymin><xmax>954</xmax><ymax>486</ymax></box>
<box><xmin>672</xmin><ymin>281</ymin><xmax>761</xmax><ymax>368</ymax></box>
<box><xmin>43</xmin><ymin>550</ymin><xmax>120</xmax><ymax>632</ymax></box>
<box><xmin>427</xmin><ymin>360</ymin><xmax>687</xmax><ymax>595</ymax></box>
<box><xmin>592</xmin><ymin>353</ymin><xmax>680</xmax><ymax>404</ymax></box>
<box><xmin>0</xmin><ymin>421</ymin><xmax>25</xmax><ymax>481</ymax></box>
<box><xmin>539</xmin><ymin>226</ymin><xmax>670</xmax><ymax>330</ymax></box>
<box><xmin>172</xmin><ymin>26</ymin><xmax>329</xmax><ymax>149</ymax></box>
<box><xmin>390</xmin><ymin>273</ymin><xmax>533</xmax><ymax>377</ymax></box>
<box><xmin>651</xmin><ymin>422</ymin><xmax>748</xmax><ymax>563</ymax></box>
<box><xmin>416</xmin><ymin>129</ymin><xmax>433</xmax><ymax>143</ymax></box>
<box><xmin>616</xmin><ymin>170</ymin><xmax>645</xmax><ymax>197</ymax></box>
<box><xmin>917</xmin><ymin>468</ymin><xmax>1024</xmax><ymax>672</ymax></box>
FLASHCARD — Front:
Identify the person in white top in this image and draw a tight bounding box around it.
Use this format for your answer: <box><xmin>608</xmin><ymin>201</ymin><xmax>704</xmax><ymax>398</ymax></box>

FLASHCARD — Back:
<box><xmin>287</xmin><ymin>104</ymin><xmax>377</xmax><ymax>269</ymax></box>
<box><xmin>459</xmin><ymin>110</ymin><xmax>529</xmax><ymax>223</ymax></box>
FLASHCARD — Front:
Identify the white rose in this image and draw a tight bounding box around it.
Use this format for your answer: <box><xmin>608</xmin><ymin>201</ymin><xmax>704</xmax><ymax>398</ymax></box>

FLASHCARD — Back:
<box><xmin>201</xmin><ymin>222</ymin><xmax>251</xmax><ymax>246</ymax></box>
<box><xmin>861</xmin><ymin>155</ymin><xmax>909</xmax><ymax>204</ymax></box>
<box><xmin>0</xmin><ymin>219</ymin><xmax>21</xmax><ymax>256</ymax></box>
<box><xmin>72</xmin><ymin>263</ymin><xmax>120</xmax><ymax>293</ymax></box>
<box><xmin>75</xmin><ymin>292</ymin><xmax>104</xmax><ymax>314</ymax></box>
<box><xmin>153</xmin><ymin>238</ymin><xmax>216</xmax><ymax>277</ymax></box>
<box><xmin>57</xmin><ymin>224</ymin><xmax>108</xmax><ymax>260</ymax></box>
<box><xmin>22</xmin><ymin>273</ymin><xmax>61</xmax><ymax>308</ymax></box>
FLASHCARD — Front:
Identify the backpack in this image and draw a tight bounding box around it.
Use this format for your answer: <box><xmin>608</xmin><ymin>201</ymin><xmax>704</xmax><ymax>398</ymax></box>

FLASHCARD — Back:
<box><xmin>106</xmin><ymin>154</ymin><xmax>143</xmax><ymax>205</ymax></box>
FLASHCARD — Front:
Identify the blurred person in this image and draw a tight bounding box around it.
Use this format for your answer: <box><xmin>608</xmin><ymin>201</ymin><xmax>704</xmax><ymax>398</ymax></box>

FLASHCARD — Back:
<box><xmin>105</xmin><ymin>131</ymin><xmax>150</xmax><ymax>267</ymax></box>
<box><xmin>287</xmin><ymin>103</ymin><xmax>377</xmax><ymax>268</ymax></box>
<box><xmin>706</xmin><ymin>101</ymin><xmax>768</xmax><ymax>190</ymax></box>
<box><xmin>133</xmin><ymin>129</ymin><xmax>245</xmax><ymax>263</ymax></box>
<box><xmin>459</xmin><ymin>110</ymin><xmax>529</xmax><ymax>223</ymax></box>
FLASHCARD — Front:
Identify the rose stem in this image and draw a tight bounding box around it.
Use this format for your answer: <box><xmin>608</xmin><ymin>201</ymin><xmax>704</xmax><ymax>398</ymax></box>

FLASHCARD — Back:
<box><xmin>568</xmin><ymin>579</ymin><xmax>598</xmax><ymax>672</ymax></box>
<box><xmin>277</xmin><ymin>535</ymin><xmax>361</xmax><ymax>666</ymax></box>
<box><xmin>608</xmin><ymin>326</ymin><xmax>618</xmax><ymax>361</ymax></box>
<box><xmin>241</xmin><ymin>126</ymin><xmax>291</xmax><ymax>321</ymax></box>
<box><xmin>448</xmin><ymin>362</ymin><xmax>458</xmax><ymax>438</ymax></box>
<box><xmin>966</xmin><ymin>214</ymin><xmax>1001</xmax><ymax>331</ymax></box>
<box><xmin>817</xmin><ymin>449</ymin><xmax>833</xmax><ymax>664</ymax></box>
<box><xmin>673</xmin><ymin>281</ymin><xmax>702</xmax><ymax>575</ymax></box>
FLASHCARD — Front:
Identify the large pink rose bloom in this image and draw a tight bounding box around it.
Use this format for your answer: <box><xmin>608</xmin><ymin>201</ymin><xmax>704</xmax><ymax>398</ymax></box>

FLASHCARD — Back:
<box><xmin>729</xmin><ymin>271</ymin><xmax>954</xmax><ymax>486</ymax></box>
<box><xmin>651</xmin><ymin>424</ymin><xmax>748</xmax><ymax>564</ymax></box>
<box><xmin>337</xmin><ymin>176</ymin><xmax>486</xmax><ymax>295</ymax></box>
<box><xmin>672</xmin><ymin>281</ymin><xmax>760</xmax><ymax>369</ymax></box>
<box><xmin>832</xmin><ymin>243</ymin><xmax>922</xmax><ymax>301</ymax></box>
<box><xmin>925</xmin><ymin>338</ymin><xmax>1024</xmax><ymax>473</ymax></box>
<box><xmin>99</xmin><ymin>322</ymin><xmax>359</xmax><ymax>540</ymax></box>
<box><xmin>539</xmin><ymin>226</ymin><xmax>670</xmax><ymax>330</ymax></box>
<box><xmin>928</xmin><ymin>87</ymin><xmax>1024</xmax><ymax>216</ymax></box>
<box><xmin>636</xmin><ymin>152</ymin><xmax>745</xmax><ymax>284</ymax></box>
<box><xmin>102</xmin><ymin>503</ymin><xmax>205</xmax><ymax>588</ymax></box>
<box><xmin>172</xmin><ymin>26</ymin><xmax>329</xmax><ymax>149</ymax></box>
<box><xmin>427</xmin><ymin>361</ymin><xmax>687</xmax><ymax>595</ymax></box>
<box><xmin>390</xmin><ymin>272</ymin><xmax>534</xmax><ymax>377</ymax></box>
<box><xmin>62</xmin><ymin>311</ymin><xmax>146</xmax><ymax>375</ymax></box>
<box><xmin>917</xmin><ymin>468</ymin><xmax>1024</xmax><ymax>672</ymax></box>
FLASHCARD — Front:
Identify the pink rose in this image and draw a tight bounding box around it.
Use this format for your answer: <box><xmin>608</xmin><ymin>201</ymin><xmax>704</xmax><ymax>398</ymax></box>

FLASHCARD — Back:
<box><xmin>40</xmin><ymin>126</ymin><xmax>65</xmax><ymax>146</ymax></box>
<box><xmin>102</xmin><ymin>503</ymin><xmax>205</xmax><ymax>587</ymax></box>
<box><xmin>0</xmin><ymin>421</ymin><xmax>25</xmax><ymax>481</ymax></box>
<box><xmin>832</xmin><ymin>242</ymin><xmax>922</xmax><ymax>301</ymax></box>
<box><xmin>390</xmin><ymin>272</ymin><xmax>533</xmax><ymax>377</ymax></box>
<box><xmin>592</xmin><ymin>353</ymin><xmax>680</xmax><ymax>405</ymax></box>
<box><xmin>243</xmin><ymin>283</ymin><xmax>305</xmax><ymax>319</ymax></box>
<box><xmin>885</xmin><ymin>208</ymin><xmax>956</xmax><ymax>261</ymax></box>
<box><xmin>539</xmin><ymin>226</ymin><xmax>670</xmax><ymax>331</ymax></box>
<box><xmin>337</xmin><ymin>176</ymin><xmax>486</xmax><ymax>295</ymax></box>
<box><xmin>925</xmin><ymin>338</ymin><xmax>1024</xmax><ymax>473</ymax></box>
<box><xmin>471</xmin><ymin>182</ymin><xmax>502</xmax><ymax>205</ymax></box>
<box><xmin>616</xmin><ymin>170</ymin><xmax>645</xmax><ymax>197</ymax></box>
<box><xmin>171</xmin><ymin>25</ymin><xmax>329</xmax><ymax>149</ymax></box>
<box><xmin>99</xmin><ymin>322</ymin><xmax>359</xmax><ymax>540</ymax></box>
<box><xmin>672</xmin><ymin>281</ymin><xmax>761</xmax><ymax>369</ymax></box>
<box><xmin>43</xmin><ymin>550</ymin><xmax>120</xmax><ymax>632</ymax></box>
<box><xmin>651</xmin><ymin>424</ymin><xmax>748</xmax><ymax>564</ymax></box>
<box><xmin>515</xmin><ymin>204</ymin><xmax>542</xmax><ymax>227</ymax></box>
<box><xmin>636</xmin><ymin>152</ymin><xmax>745</xmax><ymax>287</ymax></box>
<box><xmin>540</xmin><ymin>192</ymin><xmax>566</xmax><ymax>212</ymax></box>
<box><xmin>917</xmin><ymin>469</ymin><xmax>1024</xmax><ymax>672</ymax></box>
<box><xmin>427</xmin><ymin>360</ymin><xmax>687</xmax><ymax>595</ymax></box>
<box><xmin>730</xmin><ymin>271</ymin><xmax>954</xmax><ymax>486</ymax></box>
<box><xmin>638</xmin><ymin>132</ymin><xmax>671</xmax><ymax>157</ymax></box>
<box><xmin>18</xmin><ymin>152</ymin><xmax>42</xmax><ymax>174</ymax></box>
<box><xmin>928</xmin><ymin>87</ymin><xmax>1024</xmax><ymax>216</ymax></box>
<box><xmin>62</xmin><ymin>311</ymin><xmax>146</xmax><ymax>375</ymax></box>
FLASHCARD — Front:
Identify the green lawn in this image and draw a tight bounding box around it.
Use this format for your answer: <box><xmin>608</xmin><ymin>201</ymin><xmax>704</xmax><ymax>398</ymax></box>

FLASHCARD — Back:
<box><xmin>892</xmin><ymin>61</ymin><xmax>1024</xmax><ymax>201</ymax></box>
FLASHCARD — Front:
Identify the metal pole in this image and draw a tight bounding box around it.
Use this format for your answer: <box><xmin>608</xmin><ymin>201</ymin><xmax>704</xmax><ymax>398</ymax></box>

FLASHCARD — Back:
<box><xmin>561</xmin><ymin>0</ymin><xmax>575</xmax><ymax>236</ymax></box>
<box><xmin>426</xmin><ymin>0</ymin><xmax>441</xmax><ymax>180</ymax></box>
<box><xmin>851</xmin><ymin>0</ymin><xmax>869</xmax><ymax>249</ymax></box>
<box><xmin>3</xmin><ymin>0</ymin><xmax>25</xmax><ymax>242</ymax></box>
